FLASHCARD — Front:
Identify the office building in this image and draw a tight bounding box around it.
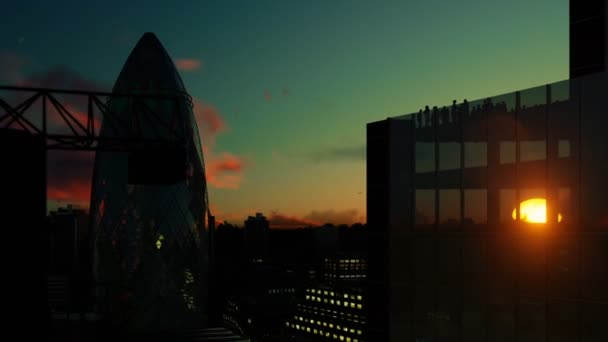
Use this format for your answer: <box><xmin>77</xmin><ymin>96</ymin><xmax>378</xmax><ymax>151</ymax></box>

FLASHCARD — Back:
<box><xmin>287</xmin><ymin>256</ymin><xmax>367</xmax><ymax>341</ymax></box>
<box><xmin>366</xmin><ymin>1</ymin><xmax>607</xmax><ymax>341</ymax></box>
<box><xmin>244</xmin><ymin>213</ymin><xmax>270</xmax><ymax>261</ymax></box>
<box><xmin>89</xmin><ymin>32</ymin><xmax>209</xmax><ymax>332</ymax></box>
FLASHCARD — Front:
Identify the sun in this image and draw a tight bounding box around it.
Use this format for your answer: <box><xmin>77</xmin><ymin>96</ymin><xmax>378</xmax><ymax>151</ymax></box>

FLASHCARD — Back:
<box><xmin>512</xmin><ymin>198</ymin><xmax>563</xmax><ymax>224</ymax></box>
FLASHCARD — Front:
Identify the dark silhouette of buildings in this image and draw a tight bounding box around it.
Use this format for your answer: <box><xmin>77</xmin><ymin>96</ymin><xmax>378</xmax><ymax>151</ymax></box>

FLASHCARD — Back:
<box><xmin>210</xmin><ymin>220</ymin><xmax>368</xmax><ymax>341</ymax></box>
<box><xmin>366</xmin><ymin>1</ymin><xmax>608</xmax><ymax>341</ymax></box>
<box><xmin>245</xmin><ymin>213</ymin><xmax>270</xmax><ymax>261</ymax></box>
<box><xmin>0</xmin><ymin>129</ymin><xmax>49</xmax><ymax>335</ymax></box>
<box><xmin>88</xmin><ymin>32</ymin><xmax>210</xmax><ymax>332</ymax></box>
<box><xmin>221</xmin><ymin>263</ymin><xmax>299</xmax><ymax>341</ymax></box>
<box><xmin>47</xmin><ymin>205</ymin><xmax>93</xmax><ymax>318</ymax></box>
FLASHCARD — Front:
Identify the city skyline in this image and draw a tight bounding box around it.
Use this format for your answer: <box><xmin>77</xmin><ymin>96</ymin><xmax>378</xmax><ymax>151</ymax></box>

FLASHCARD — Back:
<box><xmin>0</xmin><ymin>0</ymin><xmax>569</xmax><ymax>226</ymax></box>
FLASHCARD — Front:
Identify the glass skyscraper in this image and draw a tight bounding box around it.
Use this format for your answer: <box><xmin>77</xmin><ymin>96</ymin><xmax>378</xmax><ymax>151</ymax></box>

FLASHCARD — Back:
<box><xmin>89</xmin><ymin>32</ymin><xmax>209</xmax><ymax>332</ymax></box>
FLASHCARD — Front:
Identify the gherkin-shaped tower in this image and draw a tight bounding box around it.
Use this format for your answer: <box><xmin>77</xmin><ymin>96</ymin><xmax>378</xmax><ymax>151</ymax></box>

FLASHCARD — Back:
<box><xmin>89</xmin><ymin>32</ymin><xmax>208</xmax><ymax>332</ymax></box>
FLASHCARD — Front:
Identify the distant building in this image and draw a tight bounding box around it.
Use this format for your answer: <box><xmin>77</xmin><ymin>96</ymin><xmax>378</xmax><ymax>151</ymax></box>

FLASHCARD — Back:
<box><xmin>222</xmin><ymin>263</ymin><xmax>298</xmax><ymax>341</ymax></box>
<box><xmin>47</xmin><ymin>205</ymin><xmax>91</xmax><ymax>316</ymax></box>
<box><xmin>244</xmin><ymin>213</ymin><xmax>270</xmax><ymax>261</ymax></box>
<box><xmin>47</xmin><ymin>205</ymin><xmax>89</xmax><ymax>276</ymax></box>
<box><xmin>323</xmin><ymin>256</ymin><xmax>367</xmax><ymax>285</ymax></box>
<box><xmin>366</xmin><ymin>1</ymin><xmax>607</xmax><ymax>341</ymax></box>
<box><xmin>89</xmin><ymin>32</ymin><xmax>209</xmax><ymax>332</ymax></box>
<box><xmin>286</xmin><ymin>255</ymin><xmax>367</xmax><ymax>342</ymax></box>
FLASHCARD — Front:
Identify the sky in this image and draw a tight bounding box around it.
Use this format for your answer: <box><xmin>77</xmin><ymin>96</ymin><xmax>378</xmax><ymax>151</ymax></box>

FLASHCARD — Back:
<box><xmin>0</xmin><ymin>0</ymin><xmax>569</xmax><ymax>227</ymax></box>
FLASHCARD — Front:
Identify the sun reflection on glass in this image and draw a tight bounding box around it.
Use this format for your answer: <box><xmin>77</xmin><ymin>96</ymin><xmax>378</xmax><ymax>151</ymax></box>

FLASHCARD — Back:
<box><xmin>512</xmin><ymin>198</ymin><xmax>563</xmax><ymax>224</ymax></box>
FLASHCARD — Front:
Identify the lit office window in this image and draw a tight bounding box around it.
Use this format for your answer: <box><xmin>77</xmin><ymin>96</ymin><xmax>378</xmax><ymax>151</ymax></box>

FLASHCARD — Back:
<box><xmin>416</xmin><ymin>143</ymin><xmax>436</xmax><ymax>173</ymax></box>
<box><xmin>500</xmin><ymin>141</ymin><xmax>516</xmax><ymax>164</ymax></box>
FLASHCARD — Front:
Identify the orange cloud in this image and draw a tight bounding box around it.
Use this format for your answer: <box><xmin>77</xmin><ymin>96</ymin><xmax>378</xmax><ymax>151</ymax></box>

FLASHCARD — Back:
<box><xmin>47</xmin><ymin>151</ymin><xmax>95</xmax><ymax>208</ymax></box>
<box><xmin>193</xmin><ymin>98</ymin><xmax>226</xmax><ymax>143</ymax></box>
<box><xmin>47</xmin><ymin>181</ymin><xmax>91</xmax><ymax>207</ymax></box>
<box><xmin>268</xmin><ymin>211</ymin><xmax>319</xmax><ymax>229</ymax></box>
<box><xmin>304</xmin><ymin>209</ymin><xmax>363</xmax><ymax>226</ymax></box>
<box><xmin>206</xmin><ymin>152</ymin><xmax>248</xmax><ymax>189</ymax></box>
<box><xmin>210</xmin><ymin>153</ymin><xmax>244</xmax><ymax>172</ymax></box>
<box><xmin>175</xmin><ymin>58</ymin><xmax>202</xmax><ymax>71</ymax></box>
<box><xmin>267</xmin><ymin>209</ymin><xmax>365</xmax><ymax>229</ymax></box>
<box><xmin>192</xmin><ymin>97</ymin><xmax>249</xmax><ymax>190</ymax></box>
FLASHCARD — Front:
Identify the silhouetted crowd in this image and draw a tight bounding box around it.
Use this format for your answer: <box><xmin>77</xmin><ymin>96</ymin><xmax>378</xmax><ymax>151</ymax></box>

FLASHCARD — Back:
<box><xmin>414</xmin><ymin>98</ymin><xmax>513</xmax><ymax>128</ymax></box>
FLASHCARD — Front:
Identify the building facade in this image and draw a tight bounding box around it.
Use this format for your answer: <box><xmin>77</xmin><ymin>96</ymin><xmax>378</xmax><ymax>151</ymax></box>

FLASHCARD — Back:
<box><xmin>89</xmin><ymin>33</ymin><xmax>209</xmax><ymax>332</ymax></box>
<box><xmin>287</xmin><ymin>256</ymin><xmax>368</xmax><ymax>342</ymax></box>
<box><xmin>244</xmin><ymin>213</ymin><xmax>270</xmax><ymax>262</ymax></box>
<box><xmin>366</xmin><ymin>2</ymin><xmax>607</xmax><ymax>340</ymax></box>
<box><xmin>368</xmin><ymin>70</ymin><xmax>608</xmax><ymax>342</ymax></box>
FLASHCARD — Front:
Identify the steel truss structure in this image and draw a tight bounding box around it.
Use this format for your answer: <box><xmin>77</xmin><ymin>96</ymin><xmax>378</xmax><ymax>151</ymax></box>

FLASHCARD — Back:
<box><xmin>0</xmin><ymin>85</ymin><xmax>190</xmax><ymax>151</ymax></box>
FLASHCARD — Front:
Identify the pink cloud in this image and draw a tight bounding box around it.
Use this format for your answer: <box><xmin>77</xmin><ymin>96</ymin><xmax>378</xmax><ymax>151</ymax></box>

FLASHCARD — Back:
<box><xmin>193</xmin><ymin>98</ymin><xmax>226</xmax><ymax>141</ymax></box>
<box><xmin>303</xmin><ymin>209</ymin><xmax>363</xmax><ymax>226</ymax></box>
<box><xmin>175</xmin><ymin>58</ymin><xmax>202</xmax><ymax>71</ymax></box>
<box><xmin>192</xmin><ymin>96</ymin><xmax>250</xmax><ymax>190</ymax></box>
<box><xmin>46</xmin><ymin>151</ymin><xmax>95</xmax><ymax>208</ymax></box>
<box><xmin>268</xmin><ymin>211</ymin><xmax>319</xmax><ymax>229</ymax></box>
<box><xmin>206</xmin><ymin>152</ymin><xmax>248</xmax><ymax>189</ymax></box>
<box><xmin>266</xmin><ymin>209</ymin><xmax>365</xmax><ymax>229</ymax></box>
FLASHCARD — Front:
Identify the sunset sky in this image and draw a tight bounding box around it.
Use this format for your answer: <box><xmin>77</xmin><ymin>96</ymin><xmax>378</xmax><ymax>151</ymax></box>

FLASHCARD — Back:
<box><xmin>0</xmin><ymin>0</ymin><xmax>568</xmax><ymax>227</ymax></box>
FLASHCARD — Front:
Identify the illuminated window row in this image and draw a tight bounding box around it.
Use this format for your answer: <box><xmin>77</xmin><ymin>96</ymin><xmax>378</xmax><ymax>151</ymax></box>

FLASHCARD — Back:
<box><xmin>325</xmin><ymin>258</ymin><xmax>365</xmax><ymax>263</ymax></box>
<box><xmin>289</xmin><ymin>316</ymin><xmax>364</xmax><ymax>334</ymax></box>
<box><xmin>292</xmin><ymin>312</ymin><xmax>366</xmax><ymax>328</ymax></box>
<box><xmin>298</xmin><ymin>304</ymin><xmax>367</xmax><ymax>321</ymax></box>
<box><xmin>306</xmin><ymin>289</ymin><xmax>364</xmax><ymax>301</ymax></box>
<box><xmin>286</xmin><ymin>321</ymin><xmax>362</xmax><ymax>341</ymax></box>
<box><xmin>306</xmin><ymin>296</ymin><xmax>364</xmax><ymax>309</ymax></box>
<box><xmin>268</xmin><ymin>288</ymin><xmax>295</xmax><ymax>294</ymax></box>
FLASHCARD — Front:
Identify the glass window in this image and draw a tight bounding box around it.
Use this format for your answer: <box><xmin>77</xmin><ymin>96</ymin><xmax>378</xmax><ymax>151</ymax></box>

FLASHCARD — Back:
<box><xmin>415</xmin><ymin>190</ymin><xmax>436</xmax><ymax>225</ymax></box>
<box><xmin>464</xmin><ymin>189</ymin><xmax>487</xmax><ymax>225</ymax></box>
<box><xmin>416</xmin><ymin>143</ymin><xmax>435</xmax><ymax>173</ymax></box>
<box><xmin>551</xmin><ymin>80</ymin><xmax>570</xmax><ymax>103</ymax></box>
<box><xmin>499</xmin><ymin>189</ymin><xmax>516</xmax><ymax>222</ymax></box>
<box><xmin>557</xmin><ymin>187</ymin><xmax>571</xmax><ymax>224</ymax></box>
<box><xmin>517</xmin><ymin>188</ymin><xmax>547</xmax><ymax>223</ymax></box>
<box><xmin>521</xmin><ymin>85</ymin><xmax>547</xmax><ymax>108</ymax></box>
<box><xmin>439</xmin><ymin>142</ymin><xmax>460</xmax><ymax>170</ymax></box>
<box><xmin>520</xmin><ymin>140</ymin><xmax>546</xmax><ymax>162</ymax></box>
<box><xmin>439</xmin><ymin>190</ymin><xmax>460</xmax><ymax>227</ymax></box>
<box><xmin>500</xmin><ymin>141</ymin><xmax>516</xmax><ymax>164</ymax></box>
<box><xmin>558</xmin><ymin>140</ymin><xmax>570</xmax><ymax>158</ymax></box>
<box><xmin>464</xmin><ymin>142</ymin><xmax>487</xmax><ymax>167</ymax></box>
